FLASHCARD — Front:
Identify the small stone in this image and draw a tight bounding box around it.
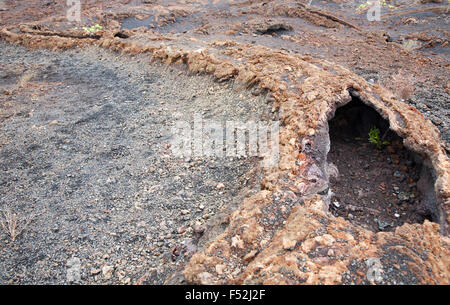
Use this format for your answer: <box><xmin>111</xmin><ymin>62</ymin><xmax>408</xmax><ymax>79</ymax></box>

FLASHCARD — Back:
<box><xmin>102</xmin><ymin>265</ymin><xmax>114</xmax><ymax>280</ymax></box>
<box><xmin>90</xmin><ymin>268</ymin><xmax>101</xmax><ymax>275</ymax></box>
<box><xmin>398</xmin><ymin>192</ymin><xmax>409</xmax><ymax>201</ymax></box>
<box><xmin>181</xmin><ymin>209</ymin><xmax>189</xmax><ymax>215</ymax></box>
<box><xmin>266</xmin><ymin>94</ymin><xmax>275</xmax><ymax>103</ymax></box>
<box><xmin>198</xmin><ymin>272</ymin><xmax>215</xmax><ymax>285</ymax></box>
<box><xmin>333</xmin><ymin>201</ymin><xmax>340</xmax><ymax>208</ymax></box>
<box><xmin>231</xmin><ymin>235</ymin><xmax>244</xmax><ymax>249</ymax></box>
<box><xmin>121</xmin><ymin>277</ymin><xmax>131</xmax><ymax>284</ymax></box>
<box><xmin>327</xmin><ymin>249</ymin><xmax>335</xmax><ymax>256</ymax></box>
<box><xmin>432</xmin><ymin>118</ymin><xmax>442</xmax><ymax>125</ymax></box>
<box><xmin>215</xmin><ymin>264</ymin><xmax>226</xmax><ymax>275</ymax></box>
<box><xmin>348</xmin><ymin>213</ymin><xmax>354</xmax><ymax>220</ymax></box>
<box><xmin>282</xmin><ymin>237</ymin><xmax>297</xmax><ymax>250</ymax></box>
<box><xmin>216</xmin><ymin>183</ymin><xmax>225</xmax><ymax>190</ymax></box>
<box><xmin>193</xmin><ymin>225</ymin><xmax>205</xmax><ymax>238</ymax></box>
<box><xmin>243</xmin><ymin>250</ymin><xmax>258</xmax><ymax>262</ymax></box>
<box><xmin>377</xmin><ymin>219</ymin><xmax>392</xmax><ymax>231</ymax></box>
<box><xmin>394</xmin><ymin>213</ymin><xmax>400</xmax><ymax>218</ymax></box>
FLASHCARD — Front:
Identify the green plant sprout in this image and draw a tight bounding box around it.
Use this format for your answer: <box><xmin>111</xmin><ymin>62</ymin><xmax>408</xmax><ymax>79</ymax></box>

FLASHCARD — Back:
<box><xmin>82</xmin><ymin>24</ymin><xmax>103</xmax><ymax>34</ymax></box>
<box><xmin>368</xmin><ymin>127</ymin><xmax>390</xmax><ymax>149</ymax></box>
<box><xmin>357</xmin><ymin>1</ymin><xmax>395</xmax><ymax>10</ymax></box>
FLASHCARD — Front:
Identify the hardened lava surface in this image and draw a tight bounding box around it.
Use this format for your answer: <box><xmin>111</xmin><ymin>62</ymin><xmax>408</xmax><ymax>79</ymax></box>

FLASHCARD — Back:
<box><xmin>0</xmin><ymin>0</ymin><xmax>449</xmax><ymax>284</ymax></box>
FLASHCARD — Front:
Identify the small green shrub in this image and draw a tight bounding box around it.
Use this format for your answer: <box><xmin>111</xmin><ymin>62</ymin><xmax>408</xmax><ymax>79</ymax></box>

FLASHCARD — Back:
<box><xmin>357</xmin><ymin>0</ymin><xmax>395</xmax><ymax>10</ymax></box>
<box><xmin>82</xmin><ymin>24</ymin><xmax>103</xmax><ymax>34</ymax></box>
<box><xmin>368</xmin><ymin>127</ymin><xmax>390</xmax><ymax>149</ymax></box>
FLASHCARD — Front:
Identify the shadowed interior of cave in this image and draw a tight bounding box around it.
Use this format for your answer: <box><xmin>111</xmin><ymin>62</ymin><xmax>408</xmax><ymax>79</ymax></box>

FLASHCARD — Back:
<box><xmin>327</xmin><ymin>93</ymin><xmax>437</xmax><ymax>232</ymax></box>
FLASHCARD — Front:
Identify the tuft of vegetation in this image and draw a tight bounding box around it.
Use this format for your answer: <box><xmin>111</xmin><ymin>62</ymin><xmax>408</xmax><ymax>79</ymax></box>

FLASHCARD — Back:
<box><xmin>368</xmin><ymin>127</ymin><xmax>390</xmax><ymax>149</ymax></box>
<box><xmin>357</xmin><ymin>0</ymin><xmax>395</xmax><ymax>10</ymax></box>
<box><xmin>82</xmin><ymin>24</ymin><xmax>103</xmax><ymax>34</ymax></box>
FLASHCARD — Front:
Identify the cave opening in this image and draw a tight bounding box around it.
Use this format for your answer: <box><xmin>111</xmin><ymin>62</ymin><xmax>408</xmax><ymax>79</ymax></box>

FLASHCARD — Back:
<box><xmin>327</xmin><ymin>92</ymin><xmax>438</xmax><ymax>232</ymax></box>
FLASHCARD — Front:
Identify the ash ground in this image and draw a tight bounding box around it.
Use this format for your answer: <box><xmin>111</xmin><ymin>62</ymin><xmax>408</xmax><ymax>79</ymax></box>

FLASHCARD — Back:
<box><xmin>0</xmin><ymin>42</ymin><xmax>272</xmax><ymax>284</ymax></box>
<box><xmin>328</xmin><ymin>130</ymin><xmax>428</xmax><ymax>232</ymax></box>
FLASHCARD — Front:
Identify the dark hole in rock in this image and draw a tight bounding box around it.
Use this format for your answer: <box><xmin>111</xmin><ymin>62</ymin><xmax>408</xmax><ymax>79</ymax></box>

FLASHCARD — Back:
<box><xmin>114</xmin><ymin>31</ymin><xmax>129</xmax><ymax>39</ymax></box>
<box><xmin>327</xmin><ymin>93</ymin><xmax>438</xmax><ymax>232</ymax></box>
<box><xmin>254</xmin><ymin>23</ymin><xmax>293</xmax><ymax>35</ymax></box>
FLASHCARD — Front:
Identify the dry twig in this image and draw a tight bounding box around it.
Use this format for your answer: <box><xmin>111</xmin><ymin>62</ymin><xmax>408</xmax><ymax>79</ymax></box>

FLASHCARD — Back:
<box><xmin>0</xmin><ymin>207</ymin><xmax>34</xmax><ymax>242</ymax></box>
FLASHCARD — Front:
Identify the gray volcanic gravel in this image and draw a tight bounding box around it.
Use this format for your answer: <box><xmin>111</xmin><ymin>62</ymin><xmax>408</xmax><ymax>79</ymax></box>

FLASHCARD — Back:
<box><xmin>0</xmin><ymin>42</ymin><xmax>274</xmax><ymax>284</ymax></box>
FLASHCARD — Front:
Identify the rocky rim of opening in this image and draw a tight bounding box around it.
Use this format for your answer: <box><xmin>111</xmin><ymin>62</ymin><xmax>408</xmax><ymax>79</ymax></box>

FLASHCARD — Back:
<box><xmin>326</xmin><ymin>91</ymin><xmax>439</xmax><ymax>233</ymax></box>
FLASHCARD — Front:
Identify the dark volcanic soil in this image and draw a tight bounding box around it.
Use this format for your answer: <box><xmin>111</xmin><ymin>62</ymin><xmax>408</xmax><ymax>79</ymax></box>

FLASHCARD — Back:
<box><xmin>0</xmin><ymin>41</ymin><xmax>273</xmax><ymax>284</ymax></box>
<box><xmin>328</xmin><ymin>99</ymin><xmax>432</xmax><ymax>232</ymax></box>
